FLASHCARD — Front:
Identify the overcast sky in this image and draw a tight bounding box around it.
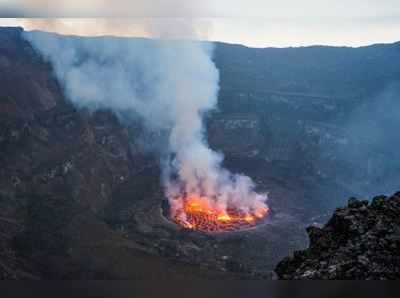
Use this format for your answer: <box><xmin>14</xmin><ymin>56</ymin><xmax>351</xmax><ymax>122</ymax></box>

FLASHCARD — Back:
<box><xmin>0</xmin><ymin>1</ymin><xmax>399</xmax><ymax>47</ymax></box>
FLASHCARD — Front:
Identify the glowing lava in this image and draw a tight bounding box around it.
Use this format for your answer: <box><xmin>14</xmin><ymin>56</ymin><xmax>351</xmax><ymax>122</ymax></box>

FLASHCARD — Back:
<box><xmin>170</xmin><ymin>194</ymin><xmax>269</xmax><ymax>233</ymax></box>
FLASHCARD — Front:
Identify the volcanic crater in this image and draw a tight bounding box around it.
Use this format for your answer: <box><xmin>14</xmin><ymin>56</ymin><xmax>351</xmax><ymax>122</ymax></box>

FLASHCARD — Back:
<box><xmin>100</xmin><ymin>158</ymin><xmax>329</xmax><ymax>277</ymax></box>
<box><xmin>2</xmin><ymin>27</ymin><xmax>387</xmax><ymax>279</ymax></box>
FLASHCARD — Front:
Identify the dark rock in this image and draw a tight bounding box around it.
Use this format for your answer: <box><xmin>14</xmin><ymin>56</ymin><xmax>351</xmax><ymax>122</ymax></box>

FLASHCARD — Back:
<box><xmin>371</xmin><ymin>195</ymin><xmax>387</xmax><ymax>208</ymax></box>
<box><xmin>348</xmin><ymin>197</ymin><xmax>369</xmax><ymax>209</ymax></box>
<box><xmin>276</xmin><ymin>192</ymin><xmax>400</xmax><ymax>280</ymax></box>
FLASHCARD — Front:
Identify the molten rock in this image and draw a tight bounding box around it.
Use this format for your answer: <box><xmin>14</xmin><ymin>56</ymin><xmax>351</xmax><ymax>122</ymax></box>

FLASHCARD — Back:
<box><xmin>170</xmin><ymin>194</ymin><xmax>269</xmax><ymax>233</ymax></box>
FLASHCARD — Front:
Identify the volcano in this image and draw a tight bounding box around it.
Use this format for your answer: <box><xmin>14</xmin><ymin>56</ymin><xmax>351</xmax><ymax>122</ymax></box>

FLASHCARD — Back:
<box><xmin>2</xmin><ymin>27</ymin><xmax>400</xmax><ymax>279</ymax></box>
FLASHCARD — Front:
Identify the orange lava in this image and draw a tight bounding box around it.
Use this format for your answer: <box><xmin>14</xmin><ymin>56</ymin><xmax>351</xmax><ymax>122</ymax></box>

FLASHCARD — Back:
<box><xmin>170</xmin><ymin>194</ymin><xmax>269</xmax><ymax>233</ymax></box>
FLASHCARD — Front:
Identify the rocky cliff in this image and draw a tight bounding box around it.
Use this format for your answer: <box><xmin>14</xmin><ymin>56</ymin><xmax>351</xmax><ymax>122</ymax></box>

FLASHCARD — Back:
<box><xmin>0</xmin><ymin>27</ymin><xmax>160</xmax><ymax>279</ymax></box>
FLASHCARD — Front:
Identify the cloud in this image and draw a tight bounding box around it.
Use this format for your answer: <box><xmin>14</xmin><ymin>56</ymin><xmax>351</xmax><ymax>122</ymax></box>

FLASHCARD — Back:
<box><xmin>12</xmin><ymin>18</ymin><xmax>211</xmax><ymax>40</ymax></box>
<box><xmin>2</xmin><ymin>0</ymin><xmax>399</xmax><ymax>18</ymax></box>
<box><xmin>1</xmin><ymin>1</ymin><xmax>399</xmax><ymax>47</ymax></box>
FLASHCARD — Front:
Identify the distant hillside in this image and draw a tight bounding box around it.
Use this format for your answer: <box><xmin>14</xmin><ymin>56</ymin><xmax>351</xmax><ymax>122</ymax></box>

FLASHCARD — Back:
<box><xmin>215</xmin><ymin>40</ymin><xmax>400</xmax><ymax>99</ymax></box>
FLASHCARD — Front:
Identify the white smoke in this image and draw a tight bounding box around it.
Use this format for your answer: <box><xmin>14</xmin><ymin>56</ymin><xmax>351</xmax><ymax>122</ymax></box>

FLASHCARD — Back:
<box><xmin>23</xmin><ymin>23</ymin><xmax>268</xmax><ymax>220</ymax></box>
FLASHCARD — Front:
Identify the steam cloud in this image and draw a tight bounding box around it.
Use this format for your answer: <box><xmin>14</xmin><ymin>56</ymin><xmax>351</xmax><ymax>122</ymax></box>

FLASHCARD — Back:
<box><xmin>337</xmin><ymin>84</ymin><xmax>400</xmax><ymax>196</ymax></box>
<box><xmin>23</xmin><ymin>23</ymin><xmax>267</xmax><ymax>220</ymax></box>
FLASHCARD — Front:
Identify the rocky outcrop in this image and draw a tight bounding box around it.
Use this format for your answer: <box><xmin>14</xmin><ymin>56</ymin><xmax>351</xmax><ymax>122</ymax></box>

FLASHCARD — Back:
<box><xmin>276</xmin><ymin>192</ymin><xmax>400</xmax><ymax>280</ymax></box>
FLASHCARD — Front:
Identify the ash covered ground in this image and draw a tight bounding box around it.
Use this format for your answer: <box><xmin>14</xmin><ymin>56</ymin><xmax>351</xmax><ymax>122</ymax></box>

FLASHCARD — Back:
<box><xmin>1</xmin><ymin>27</ymin><xmax>400</xmax><ymax>279</ymax></box>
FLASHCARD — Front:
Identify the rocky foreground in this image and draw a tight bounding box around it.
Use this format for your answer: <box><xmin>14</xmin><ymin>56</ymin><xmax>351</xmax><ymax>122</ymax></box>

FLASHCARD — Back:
<box><xmin>276</xmin><ymin>192</ymin><xmax>400</xmax><ymax>280</ymax></box>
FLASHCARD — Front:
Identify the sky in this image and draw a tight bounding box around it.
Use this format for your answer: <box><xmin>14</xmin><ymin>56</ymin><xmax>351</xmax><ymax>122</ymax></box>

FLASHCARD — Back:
<box><xmin>0</xmin><ymin>0</ymin><xmax>399</xmax><ymax>47</ymax></box>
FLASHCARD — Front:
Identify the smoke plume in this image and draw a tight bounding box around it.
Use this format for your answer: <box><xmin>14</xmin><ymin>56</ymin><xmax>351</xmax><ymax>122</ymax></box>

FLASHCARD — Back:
<box><xmin>23</xmin><ymin>21</ymin><xmax>267</xmax><ymax>223</ymax></box>
<box><xmin>337</xmin><ymin>83</ymin><xmax>400</xmax><ymax>196</ymax></box>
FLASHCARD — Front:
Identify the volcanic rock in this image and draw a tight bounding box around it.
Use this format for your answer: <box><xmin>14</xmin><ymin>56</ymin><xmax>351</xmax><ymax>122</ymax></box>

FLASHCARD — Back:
<box><xmin>275</xmin><ymin>192</ymin><xmax>400</xmax><ymax>280</ymax></box>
